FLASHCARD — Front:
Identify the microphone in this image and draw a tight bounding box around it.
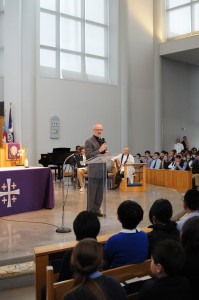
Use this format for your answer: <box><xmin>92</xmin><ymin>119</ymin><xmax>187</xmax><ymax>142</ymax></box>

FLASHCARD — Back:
<box><xmin>101</xmin><ymin>137</ymin><xmax>106</xmax><ymax>144</ymax></box>
<box><xmin>98</xmin><ymin>137</ymin><xmax>105</xmax><ymax>145</ymax></box>
<box><xmin>99</xmin><ymin>137</ymin><xmax>106</xmax><ymax>153</ymax></box>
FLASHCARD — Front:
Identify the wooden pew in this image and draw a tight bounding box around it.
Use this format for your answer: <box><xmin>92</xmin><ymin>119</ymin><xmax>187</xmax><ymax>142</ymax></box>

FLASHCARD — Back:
<box><xmin>35</xmin><ymin>228</ymin><xmax>152</xmax><ymax>300</ymax></box>
<box><xmin>146</xmin><ymin>169</ymin><xmax>192</xmax><ymax>192</ymax></box>
<box><xmin>120</xmin><ymin>163</ymin><xmax>147</xmax><ymax>192</ymax></box>
<box><xmin>46</xmin><ymin>259</ymin><xmax>151</xmax><ymax>300</ymax></box>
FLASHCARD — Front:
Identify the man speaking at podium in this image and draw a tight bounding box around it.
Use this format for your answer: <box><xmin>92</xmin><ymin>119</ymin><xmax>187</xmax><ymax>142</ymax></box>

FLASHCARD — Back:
<box><xmin>85</xmin><ymin>123</ymin><xmax>107</xmax><ymax>217</ymax></box>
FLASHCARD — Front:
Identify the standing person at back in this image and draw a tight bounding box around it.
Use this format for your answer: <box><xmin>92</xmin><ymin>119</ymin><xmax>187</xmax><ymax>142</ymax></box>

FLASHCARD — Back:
<box><xmin>181</xmin><ymin>136</ymin><xmax>189</xmax><ymax>151</ymax></box>
<box><xmin>174</xmin><ymin>138</ymin><xmax>184</xmax><ymax>154</ymax></box>
<box><xmin>104</xmin><ymin>200</ymin><xmax>149</xmax><ymax>268</ymax></box>
<box><xmin>85</xmin><ymin>123</ymin><xmax>108</xmax><ymax>217</ymax></box>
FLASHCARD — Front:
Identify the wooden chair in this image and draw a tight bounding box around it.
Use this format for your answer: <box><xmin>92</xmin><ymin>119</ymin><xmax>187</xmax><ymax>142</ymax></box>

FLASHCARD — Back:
<box><xmin>46</xmin><ymin>259</ymin><xmax>151</xmax><ymax>300</ymax></box>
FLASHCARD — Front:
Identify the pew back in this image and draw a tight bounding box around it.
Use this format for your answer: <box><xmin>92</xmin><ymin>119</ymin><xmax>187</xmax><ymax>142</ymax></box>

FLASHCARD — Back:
<box><xmin>35</xmin><ymin>229</ymin><xmax>152</xmax><ymax>300</ymax></box>
<box><xmin>46</xmin><ymin>260</ymin><xmax>151</xmax><ymax>300</ymax></box>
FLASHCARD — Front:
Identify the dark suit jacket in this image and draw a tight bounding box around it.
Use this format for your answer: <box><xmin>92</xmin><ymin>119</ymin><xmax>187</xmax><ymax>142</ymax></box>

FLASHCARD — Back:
<box><xmin>85</xmin><ymin>135</ymin><xmax>106</xmax><ymax>178</ymax></box>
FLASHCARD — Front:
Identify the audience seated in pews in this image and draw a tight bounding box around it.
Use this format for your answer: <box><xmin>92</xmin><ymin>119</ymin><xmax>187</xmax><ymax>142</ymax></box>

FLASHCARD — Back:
<box><xmin>161</xmin><ymin>153</ymin><xmax>170</xmax><ymax>169</ymax></box>
<box><xmin>62</xmin><ymin>238</ymin><xmax>127</xmax><ymax>300</ymax></box>
<box><xmin>144</xmin><ymin>150</ymin><xmax>153</xmax><ymax>168</ymax></box>
<box><xmin>104</xmin><ymin>200</ymin><xmax>149</xmax><ymax>268</ymax></box>
<box><xmin>150</xmin><ymin>152</ymin><xmax>162</xmax><ymax>169</ymax></box>
<box><xmin>177</xmin><ymin>189</ymin><xmax>199</xmax><ymax>232</ymax></box>
<box><xmin>58</xmin><ymin>211</ymin><xmax>100</xmax><ymax>282</ymax></box>
<box><xmin>191</xmin><ymin>147</ymin><xmax>197</xmax><ymax>158</ymax></box>
<box><xmin>147</xmin><ymin>199</ymin><xmax>179</xmax><ymax>255</ymax></box>
<box><xmin>186</xmin><ymin>151</ymin><xmax>194</xmax><ymax>168</ymax></box>
<box><xmin>135</xmin><ymin>153</ymin><xmax>143</xmax><ymax>163</ymax></box>
<box><xmin>168</xmin><ymin>154</ymin><xmax>188</xmax><ymax>170</ymax></box>
<box><xmin>138</xmin><ymin>240</ymin><xmax>191</xmax><ymax>300</ymax></box>
<box><xmin>159</xmin><ymin>150</ymin><xmax>168</xmax><ymax>161</ymax></box>
<box><xmin>181</xmin><ymin>216</ymin><xmax>199</xmax><ymax>300</ymax></box>
<box><xmin>192</xmin><ymin>151</ymin><xmax>199</xmax><ymax>188</ymax></box>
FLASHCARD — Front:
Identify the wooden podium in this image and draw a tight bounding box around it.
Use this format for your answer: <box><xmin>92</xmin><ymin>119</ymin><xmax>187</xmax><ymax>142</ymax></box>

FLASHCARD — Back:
<box><xmin>120</xmin><ymin>163</ymin><xmax>147</xmax><ymax>192</ymax></box>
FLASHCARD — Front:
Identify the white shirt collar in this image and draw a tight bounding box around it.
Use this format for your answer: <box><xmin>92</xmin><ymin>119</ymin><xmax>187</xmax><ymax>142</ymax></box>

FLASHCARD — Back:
<box><xmin>120</xmin><ymin>227</ymin><xmax>141</xmax><ymax>233</ymax></box>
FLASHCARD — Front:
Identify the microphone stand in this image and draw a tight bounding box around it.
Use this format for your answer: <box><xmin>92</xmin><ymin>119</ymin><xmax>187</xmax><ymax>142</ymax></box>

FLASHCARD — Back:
<box><xmin>56</xmin><ymin>154</ymin><xmax>74</xmax><ymax>233</ymax></box>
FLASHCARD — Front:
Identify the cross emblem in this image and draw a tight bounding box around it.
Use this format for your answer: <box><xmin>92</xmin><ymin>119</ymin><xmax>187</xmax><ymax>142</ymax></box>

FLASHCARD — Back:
<box><xmin>0</xmin><ymin>178</ymin><xmax>20</xmax><ymax>208</ymax></box>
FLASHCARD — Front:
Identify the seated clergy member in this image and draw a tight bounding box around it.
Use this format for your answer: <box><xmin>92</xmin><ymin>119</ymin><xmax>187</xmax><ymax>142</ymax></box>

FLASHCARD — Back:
<box><xmin>168</xmin><ymin>154</ymin><xmax>188</xmax><ymax>170</ymax></box>
<box><xmin>177</xmin><ymin>189</ymin><xmax>199</xmax><ymax>232</ymax></box>
<box><xmin>104</xmin><ymin>200</ymin><xmax>149</xmax><ymax>268</ymax></box>
<box><xmin>192</xmin><ymin>151</ymin><xmax>199</xmax><ymax>188</ymax></box>
<box><xmin>144</xmin><ymin>150</ymin><xmax>153</xmax><ymax>168</ymax></box>
<box><xmin>138</xmin><ymin>240</ymin><xmax>191</xmax><ymax>300</ymax></box>
<box><xmin>112</xmin><ymin>147</ymin><xmax>134</xmax><ymax>189</ymax></box>
<box><xmin>150</xmin><ymin>152</ymin><xmax>161</xmax><ymax>169</ymax></box>
<box><xmin>76</xmin><ymin>146</ymin><xmax>87</xmax><ymax>192</ymax></box>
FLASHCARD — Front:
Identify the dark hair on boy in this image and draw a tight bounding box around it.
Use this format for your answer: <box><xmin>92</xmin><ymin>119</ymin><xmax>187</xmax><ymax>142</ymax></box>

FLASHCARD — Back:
<box><xmin>149</xmin><ymin>199</ymin><xmax>173</xmax><ymax>224</ymax></box>
<box><xmin>152</xmin><ymin>240</ymin><xmax>185</xmax><ymax>276</ymax></box>
<box><xmin>161</xmin><ymin>150</ymin><xmax>166</xmax><ymax>154</ymax></box>
<box><xmin>73</xmin><ymin>211</ymin><xmax>100</xmax><ymax>241</ymax></box>
<box><xmin>137</xmin><ymin>153</ymin><xmax>141</xmax><ymax>157</ymax></box>
<box><xmin>117</xmin><ymin>200</ymin><xmax>143</xmax><ymax>229</ymax></box>
<box><xmin>171</xmin><ymin>149</ymin><xmax>177</xmax><ymax>155</ymax></box>
<box><xmin>181</xmin><ymin>216</ymin><xmax>199</xmax><ymax>256</ymax></box>
<box><xmin>154</xmin><ymin>152</ymin><xmax>160</xmax><ymax>156</ymax></box>
<box><xmin>145</xmin><ymin>150</ymin><xmax>151</xmax><ymax>155</ymax></box>
<box><xmin>183</xmin><ymin>189</ymin><xmax>199</xmax><ymax>211</ymax></box>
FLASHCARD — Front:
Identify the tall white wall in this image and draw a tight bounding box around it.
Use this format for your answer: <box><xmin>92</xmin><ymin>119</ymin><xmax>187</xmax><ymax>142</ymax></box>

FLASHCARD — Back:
<box><xmin>0</xmin><ymin>78</ymin><xmax>3</xmax><ymax>100</ymax></box>
<box><xmin>127</xmin><ymin>0</ymin><xmax>155</xmax><ymax>154</ymax></box>
<box><xmin>162</xmin><ymin>58</ymin><xmax>199</xmax><ymax>150</ymax></box>
<box><xmin>36</xmin><ymin>78</ymin><xmax>121</xmax><ymax>159</ymax></box>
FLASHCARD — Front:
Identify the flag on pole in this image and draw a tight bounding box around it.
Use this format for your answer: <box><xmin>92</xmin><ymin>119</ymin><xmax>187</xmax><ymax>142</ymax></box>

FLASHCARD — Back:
<box><xmin>8</xmin><ymin>103</ymin><xmax>14</xmax><ymax>143</ymax></box>
<box><xmin>2</xmin><ymin>113</ymin><xmax>8</xmax><ymax>143</ymax></box>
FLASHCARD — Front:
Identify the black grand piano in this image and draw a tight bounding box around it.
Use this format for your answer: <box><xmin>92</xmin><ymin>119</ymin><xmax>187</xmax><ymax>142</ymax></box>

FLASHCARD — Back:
<box><xmin>38</xmin><ymin>148</ymin><xmax>75</xmax><ymax>180</ymax></box>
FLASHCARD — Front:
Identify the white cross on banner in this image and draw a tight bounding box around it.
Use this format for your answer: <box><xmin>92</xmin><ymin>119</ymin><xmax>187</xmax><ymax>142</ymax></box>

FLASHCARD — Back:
<box><xmin>0</xmin><ymin>178</ymin><xmax>20</xmax><ymax>208</ymax></box>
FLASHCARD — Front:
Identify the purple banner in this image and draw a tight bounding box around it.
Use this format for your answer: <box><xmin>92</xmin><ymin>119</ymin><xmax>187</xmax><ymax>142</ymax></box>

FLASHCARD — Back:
<box><xmin>0</xmin><ymin>167</ymin><xmax>54</xmax><ymax>216</ymax></box>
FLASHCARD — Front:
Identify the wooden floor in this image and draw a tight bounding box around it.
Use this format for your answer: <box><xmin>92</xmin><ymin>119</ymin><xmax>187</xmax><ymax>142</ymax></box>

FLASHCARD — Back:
<box><xmin>0</xmin><ymin>179</ymin><xmax>185</xmax><ymax>298</ymax></box>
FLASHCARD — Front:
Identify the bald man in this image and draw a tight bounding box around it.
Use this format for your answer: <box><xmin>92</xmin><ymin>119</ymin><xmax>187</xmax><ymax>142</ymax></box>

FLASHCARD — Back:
<box><xmin>85</xmin><ymin>123</ymin><xmax>108</xmax><ymax>217</ymax></box>
<box><xmin>112</xmin><ymin>147</ymin><xmax>135</xmax><ymax>189</ymax></box>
